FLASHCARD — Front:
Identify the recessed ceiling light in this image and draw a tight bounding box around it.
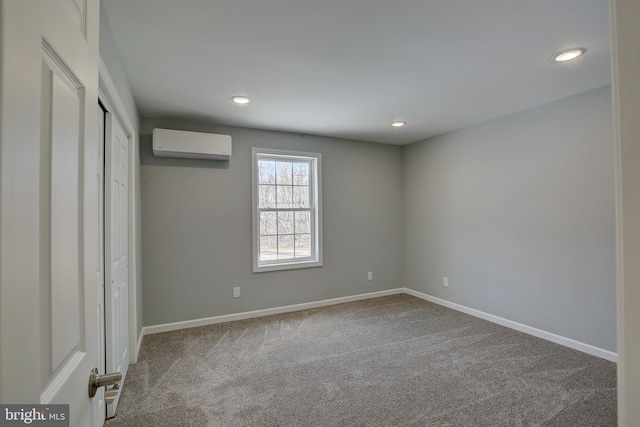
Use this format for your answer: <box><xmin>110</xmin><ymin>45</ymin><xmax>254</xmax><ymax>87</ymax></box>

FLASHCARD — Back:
<box><xmin>391</xmin><ymin>121</ymin><xmax>406</xmax><ymax>127</ymax></box>
<box><xmin>231</xmin><ymin>96</ymin><xmax>252</xmax><ymax>104</ymax></box>
<box><xmin>551</xmin><ymin>48</ymin><xmax>585</xmax><ymax>63</ymax></box>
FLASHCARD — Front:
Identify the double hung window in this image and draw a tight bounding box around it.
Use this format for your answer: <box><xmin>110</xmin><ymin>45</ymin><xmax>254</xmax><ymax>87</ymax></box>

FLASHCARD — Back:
<box><xmin>252</xmin><ymin>148</ymin><xmax>323</xmax><ymax>272</ymax></box>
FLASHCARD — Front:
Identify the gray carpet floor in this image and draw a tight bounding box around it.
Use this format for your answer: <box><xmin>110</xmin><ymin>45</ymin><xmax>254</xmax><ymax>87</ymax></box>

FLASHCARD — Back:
<box><xmin>106</xmin><ymin>294</ymin><xmax>616</xmax><ymax>426</ymax></box>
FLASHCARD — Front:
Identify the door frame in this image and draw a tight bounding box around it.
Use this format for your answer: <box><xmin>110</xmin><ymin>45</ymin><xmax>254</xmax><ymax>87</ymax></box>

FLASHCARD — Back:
<box><xmin>611</xmin><ymin>0</ymin><xmax>640</xmax><ymax>424</ymax></box>
<box><xmin>98</xmin><ymin>57</ymin><xmax>140</xmax><ymax>365</ymax></box>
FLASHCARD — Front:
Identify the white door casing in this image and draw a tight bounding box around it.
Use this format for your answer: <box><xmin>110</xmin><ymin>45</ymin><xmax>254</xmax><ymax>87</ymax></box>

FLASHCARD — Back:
<box><xmin>0</xmin><ymin>1</ymin><xmax>102</xmax><ymax>426</ymax></box>
<box><xmin>104</xmin><ymin>113</ymin><xmax>129</xmax><ymax>417</ymax></box>
<box><xmin>97</xmin><ymin>104</ymin><xmax>107</xmax><ymax>417</ymax></box>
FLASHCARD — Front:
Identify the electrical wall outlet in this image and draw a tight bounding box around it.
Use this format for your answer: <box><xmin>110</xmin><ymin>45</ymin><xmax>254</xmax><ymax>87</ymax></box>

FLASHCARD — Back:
<box><xmin>443</xmin><ymin>277</ymin><xmax>449</xmax><ymax>287</ymax></box>
<box><xmin>233</xmin><ymin>287</ymin><xmax>240</xmax><ymax>298</ymax></box>
<box><xmin>367</xmin><ymin>271</ymin><xmax>373</xmax><ymax>281</ymax></box>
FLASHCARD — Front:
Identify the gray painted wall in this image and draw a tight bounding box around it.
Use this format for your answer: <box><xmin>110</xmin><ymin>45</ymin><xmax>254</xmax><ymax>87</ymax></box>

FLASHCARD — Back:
<box><xmin>140</xmin><ymin>119</ymin><xmax>404</xmax><ymax>326</ymax></box>
<box><xmin>403</xmin><ymin>85</ymin><xmax>616</xmax><ymax>351</ymax></box>
<box><xmin>99</xmin><ymin>5</ymin><xmax>144</xmax><ymax>340</ymax></box>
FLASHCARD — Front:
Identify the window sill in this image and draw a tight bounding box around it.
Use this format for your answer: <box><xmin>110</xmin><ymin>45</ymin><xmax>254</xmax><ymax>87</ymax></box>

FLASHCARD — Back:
<box><xmin>253</xmin><ymin>259</ymin><xmax>323</xmax><ymax>273</ymax></box>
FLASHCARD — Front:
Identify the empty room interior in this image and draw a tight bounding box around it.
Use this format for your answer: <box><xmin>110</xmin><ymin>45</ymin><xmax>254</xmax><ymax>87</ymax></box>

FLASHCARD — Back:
<box><xmin>103</xmin><ymin>1</ymin><xmax>615</xmax><ymax>425</ymax></box>
<box><xmin>28</xmin><ymin>0</ymin><xmax>637</xmax><ymax>425</ymax></box>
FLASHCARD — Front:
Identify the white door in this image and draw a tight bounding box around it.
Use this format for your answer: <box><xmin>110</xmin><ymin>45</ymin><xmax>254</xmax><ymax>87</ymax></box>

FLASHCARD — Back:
<box><xmin>104</xmin><ymin>113</ymin><xmax>129</xmax><ymax>417</ymax></box>
<box><xmin>0</xmin><ymin>1</ymin><xmax>102</xmax><ymax>426</ymax></box>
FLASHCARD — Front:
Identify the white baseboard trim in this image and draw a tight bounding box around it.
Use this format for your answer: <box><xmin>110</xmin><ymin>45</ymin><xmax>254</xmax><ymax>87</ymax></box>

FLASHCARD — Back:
<box><xmin>402</xmin><ymin>287</ymin><xmax>617</xmax><ymax>362</ymax></box>
<box><xmin>142</xmin><ymin>288</ymin><xmax>405</xmax><ymax>336</ymax></box>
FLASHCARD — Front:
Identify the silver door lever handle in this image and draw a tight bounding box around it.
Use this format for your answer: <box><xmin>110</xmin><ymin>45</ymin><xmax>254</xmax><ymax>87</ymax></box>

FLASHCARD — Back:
<box><xmin>88</xmin><ymin>367</ymin><xmax>122</xmax><ymax>398</ymax></box>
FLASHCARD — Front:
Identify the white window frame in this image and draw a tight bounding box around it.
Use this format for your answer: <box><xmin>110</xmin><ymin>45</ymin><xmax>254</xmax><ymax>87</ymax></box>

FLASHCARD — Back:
<box><xmin>252</xmin><ymin>148</ymin><xmax>323</xmax><ymax>273</ymax></box>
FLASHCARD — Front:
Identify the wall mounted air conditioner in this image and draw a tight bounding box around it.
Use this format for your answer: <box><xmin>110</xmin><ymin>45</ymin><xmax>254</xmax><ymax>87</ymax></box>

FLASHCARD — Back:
<box><xmin>152</xmin><ymin>128</ymin><xmax>232</xmax><ymax>160</ymax></box>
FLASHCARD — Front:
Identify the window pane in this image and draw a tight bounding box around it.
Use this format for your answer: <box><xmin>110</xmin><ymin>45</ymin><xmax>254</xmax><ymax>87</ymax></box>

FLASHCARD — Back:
<box><xmin>277</xmin><ymin>211</ymin><xmax>294</xmax><ymax>234</ymax></box>
<box><xmin>295</xmin><ymin>234</ymin><xmax>311</xmax><ymax>258</ymax></box>
<box><xmin>258</xmin><ymin>160</ymin><xmax>276</xmax><ymax>184</ymax></box>
<box><xmin>278</xmin><ymin>235</ymin><xmax>294</xmax><ymax>259</ymax></box>
<box><xmin>259</xmin><ymin>185</ymin><xmax>276</xmax><ymax>208</ymax></box>
<box><xmin>260</xmin><ymin>236</ymin><xmax>278</xmax><ymax>261</ymax></box>
<box><xmin>293</xmin><ymin>162</ymin><xmax>309</xmax><ymax>185</ymax></box>
<box><xmin>293</xmin><ymin>186</ymin><xmax>309</xmax><ymax>208</ymax></box>
<box><xmin>276</xmin><ymin>185</ymin><xmax>293</xmax><ymax>208</ymax></box>
<box><xmin>295</xmin><ymin>211</ymin><xmax>311</xmax><ymax>234</ymax></box>
<box><xmin>276</xmin><ymin>162</ymin><xmax>293</xmax><ymax>185</ymax></box>
<box><xmin>259</xmin><ymin>212</ymin><xmax>277</xmax><ymax>235</ymax></box>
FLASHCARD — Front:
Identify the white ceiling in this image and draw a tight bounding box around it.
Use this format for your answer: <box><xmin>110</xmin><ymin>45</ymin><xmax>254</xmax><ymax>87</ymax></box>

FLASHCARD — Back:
<box><xmin>103</xmin><ymin>0</ymin><xmax>611</xmax><ymax>145</ymax></box>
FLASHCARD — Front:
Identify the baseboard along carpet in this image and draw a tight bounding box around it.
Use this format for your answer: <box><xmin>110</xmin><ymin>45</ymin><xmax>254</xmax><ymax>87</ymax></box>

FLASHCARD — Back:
<box><xmin>106</xmin><ymin>294</ymin><xmax>616</xmax><ymax>426</ymax></box>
